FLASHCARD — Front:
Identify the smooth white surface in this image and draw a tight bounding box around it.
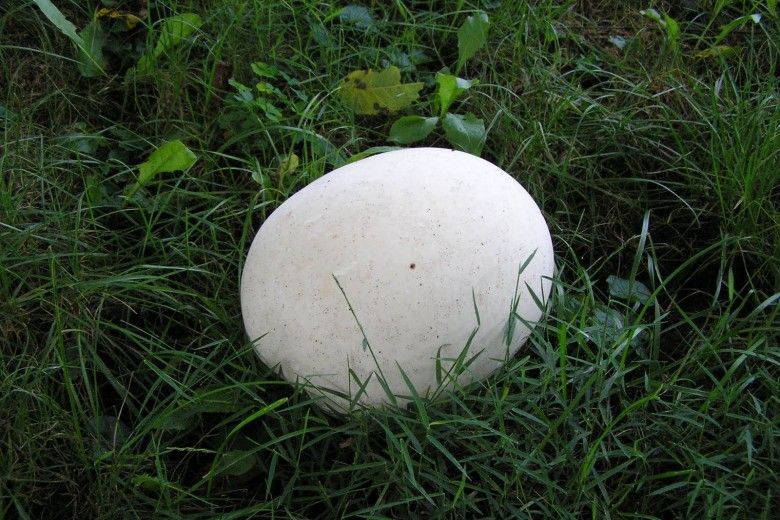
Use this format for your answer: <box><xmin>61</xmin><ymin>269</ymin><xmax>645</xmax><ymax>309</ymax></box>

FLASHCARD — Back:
<box><xmin>240</xmin><ymin>148</ymin><xmax>554</xmax><ymax>409</ymax></box>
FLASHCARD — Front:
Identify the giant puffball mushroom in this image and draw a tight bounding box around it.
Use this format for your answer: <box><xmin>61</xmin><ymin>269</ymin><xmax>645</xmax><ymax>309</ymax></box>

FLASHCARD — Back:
<box><xmin>240</xmin><ymin>148</ymin><xmax>554</xmax><ymax>410</ymax></box>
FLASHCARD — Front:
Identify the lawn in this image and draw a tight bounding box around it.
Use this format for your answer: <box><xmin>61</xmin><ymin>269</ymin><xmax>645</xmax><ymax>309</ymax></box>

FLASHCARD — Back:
<box><xmin>1</xmin><ymin>1</ymin><xmax>778</xmax><ymax>518</ymax></box>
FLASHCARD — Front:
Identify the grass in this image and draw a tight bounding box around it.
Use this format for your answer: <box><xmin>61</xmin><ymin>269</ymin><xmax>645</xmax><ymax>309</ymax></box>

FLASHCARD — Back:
<box><xmin>1</xmin><ymin>0</ymin><xmax>778</xmax><ymax>518</ymax></box>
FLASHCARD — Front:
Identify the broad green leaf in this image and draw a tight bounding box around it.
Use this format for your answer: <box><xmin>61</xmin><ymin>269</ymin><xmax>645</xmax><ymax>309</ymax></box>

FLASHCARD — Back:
<box><xmin>228</xmin><ymin>78</ymin><xmax>253</xmax><ymax>102</ymax></box>
<box><xmin>456</xmin><ymin>11</ymin><xmax>489</xmax><ymax>73</ymax></box>
<box><xmin>435</xmin><ymin>73</ymin><xmax>476</xmax><ymax>117</ymax></box>
<box><xmin>339</xmin><ymin>4</ymin><xmax>375</xmax><ymax>31</ymax></box>
<box><xmin>640</xmin><ymin>9</ymin><xmax>679</xmax><ymax>53</ymax></box>
<box><xmin>214</xmin><ymin>450</ymin><xmax>258</xmax><ymax>477</ymax></box>
<box><xmin>383</xmin><ymin>47</ymin><xmax>432</xmax><ymax>72</ymax></box>
<box><xmin>254</xmin><ymin>81</ymin><xmax>282</xmax><ymax>97</ymax></box>
<box><xmin>154</xmin><ymin>13</ymin><xmax>202</xmax><ymax>58</ymax></box>
<box><xmin>33</xmin><ymin>0</ymin><xmax>83</xmax><ymax>44</ymax></box>
<box><xmin>77</xmin><ymin>20</ymin><xmax>107</xmax><ymax>78</ymax></box>
<box><xmin>32</xmin><ymin>0</ymin><xmax>106</xmax><ymax>76</ymax></box>
<box><xmin>441</xmin><ymin>113</ymin><xmax>486</xmax><ymax>156</ymax></box>
<box><xmin>310</xmin><ymin>20</ymin><xmax>335</xmax><ymax>48</ymax></box>
<box><xmin>607</xmin><ymin>275</ymin><xmax>651</xmax><ymax>304</ymax></box>
<box><xmin>251</xmin><ymin>61</ymin><xmax>280</xmax><ymax>79</ymax></box>
<box><xmin>385</xmin><ymin>47</ymin><xmax>413</xmax><ymax>72</ymax></box>
<box><xmin>136</xmin><ymin>13</ymin><xmax>202</xmax><ymax>74</ymax></box>
<box><xmin>128</xmin><ymin>140</ymin><xmax>197</xmax><ymax>196</ymax></box>
<box><xmin>253</xmin><ymin>97</ymin><xmax>283</xmax><ymax>122</ymax></box>
<box><xmin>389</xmin><ymin>115</ymin><xmax>438</xmax><ymax>144</ymax></box>
<box><xmin>138</xmin><ymin>140</ymin><xmax>197</xmax><ymax>182</ymax></box>
<box><xmin>662</xmin><ymin>13</ymin><xmax>680</xmax><ymax>53</ymax></box>
<box><xmin>339</xmin><ymin>66</ymin><xmax>424</xmax><ymax>115</ymax></box>
<box><xmin>583</xmin><ymin>307</ymin><xmax>625</xmax><ymax>346</ymax></box>
<box><xmin>346</xmin><ymin>146</ymin><xmax>402</xmax><ymax>164</ymax></box>
<box><xmin>714</xmin><ymin>13</ymin><xmax>762</xmax><ymax>45</ymax></box>
<box><xmin>59</xmin><ymin>124</ymin><xmax>107</xmax><ymax>155</ymax></box>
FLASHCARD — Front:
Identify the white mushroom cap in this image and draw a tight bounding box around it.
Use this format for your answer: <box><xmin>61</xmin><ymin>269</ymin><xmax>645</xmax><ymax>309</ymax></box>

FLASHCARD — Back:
<box><xmin>241</xmin><ymin>148</ymin><xmax>554</xmax><ymax>410</ymax></box>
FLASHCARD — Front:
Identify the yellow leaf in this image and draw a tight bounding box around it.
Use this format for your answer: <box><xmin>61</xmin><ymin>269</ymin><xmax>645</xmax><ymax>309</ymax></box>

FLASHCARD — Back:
<box><xmin>277</xmin><ymin>153</ymin><xmax>299</xmax><ymax>179</ymax></box>
<box><xmin>96</xmin><ymin>7</ymin><xmax>142</xmax><ymax>29</ymax></box>
<box><xmin>338</xmin><ymin>66</ymin><xmax>424</xmax><ymax>115</ymax></box>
